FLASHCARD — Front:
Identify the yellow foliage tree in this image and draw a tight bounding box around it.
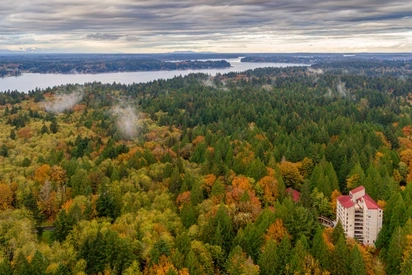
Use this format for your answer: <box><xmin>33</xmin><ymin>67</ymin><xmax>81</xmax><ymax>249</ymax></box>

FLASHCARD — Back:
<box><xmin>0</xmin><ymin>183</ymin><xmax>13</xmax><ymax>210</ymax></box>
<box><xmin>377</xmin><ymin>200</ymin><xmax>387</xmax><ymax>210</ymax></box>
<box><xmin>346</xmin><ymin>174</ymin><xmax>360</xmax><ymax>190</ymax></box>
<box><xmin>257</xmin><ymin>175</ymin><xmax>279</xmax><ymax>204</ymax></box>
<box><xmin>400</xmin><ymin>149</ymin><xmax>412</xmax><ymax>166</ymax></box>
<box><xmin>330</xmin><ymin>189</ymin><xmax>342</xmax><ymax>214</ymax></box>
<box><xmin>279</xmin><ymin>161</ymin><xmax>304</xmax><ymax>189</ymax></box>
<box><xmin>265</xmin><ymin>219</ymin><xmax>290</xmax><ymax>243</ymax></box>
<box><xmin>302</xmin><ymin>254</ymin><xmax>330</xmax><ymax>275</ymax></box>
<box><xmin>143</xmin><ymin>255</ymin><xmax>187</xmax><ymax>275</ymax></box>
<box><xmin>299</xmin><ymin>157</ymin><xmax>314</xmax><ymax>179</ymax></box>
<box><xmin>357</xmin><ymin>243</ymin><xmax>375</xmax><ymax>275</ymax></box>
<box><xmin>34</xmin><ymin>164</ymin><xmax>51</xmax><ymax>183</ymax></box>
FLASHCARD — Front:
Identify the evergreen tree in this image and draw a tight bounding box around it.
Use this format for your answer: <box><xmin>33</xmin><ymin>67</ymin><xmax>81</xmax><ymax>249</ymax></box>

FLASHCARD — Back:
<box><xmin>287</xmin><ymin>237</ymin><xmax>307</xmax><ymax>274</ymax></box>
<box><xmin>70</xmin><ymin>169</ymin><xmax>92</xmax><ymax>197</ymax></box>
<box><xmin>330</xmin><ymin>236</ymin><xmax>350</xmax><ymax>275</ymax></box>
<box><xmin>78</xmin><ymin>231</ymin><xmax>107</xmax><ymax>274</ymax></box>
<box><xmin>13</xmin><ymin>252</ymin><xmax>31</xmax><ymax>275</ymax></box>
<box><xmin>150</xmin><ymin>239</ymin><xmax>171</xmax><ymax>265</ymax></box>
<box><xmin>40</xmin><ymin>124</ymin><xmax>49</xmax><ymax>134</ymax></box>
<box><xmin>30</xmin><ymin>250</ymin><xmax>48</xmax><ymax>275</ymax></box>
<box><xmin>385</xmin><ymin>227</ymin><xmax>404</xmax><ymax>275</ymax></box>
<box><xmin>50</xmin><ymin>119</ymin><xmax>58</xmax><ymax>133</ymax></box>
<box><xmin>311</xmin><ymin>225</ymin><xmax>330</xmax><ymax>270</ymax></box>
<box><xmin>190</xmin><ymin>180</ymin><xmax>204</xmax><ymax>206</ymax></box>
<box><xmin>332</xmin><ymin>220</ymin><xmax>345</xmax><ymax>245</ymax></box>
<box><xmin>53</xmin><ymin>209</ymin><xmax>75</xmax><ymax>242</ymax></box>
<box><xmin>0</xmin><ymin>144</ymin><xmax>9</xmax><ymax>157</ymax></box>
<box><xmin>258</xmin><ymin>239</ymin><xmax>279</xmax><ymax>275</ymax></box>
<box><xmin>180</xmin><ymin>202</ymin><xmax>198</xmax><ymax>228</ymax></box>
<box><xmin>22</xmin><ymin>190</ymin><xmax>45</xmax><ymax>225</ymax></box>
<box><xmin>0</xmin><ymin>260</ymin><xmax>12</xmax><ymax>275</ymax></box>
<box><xmin>96</xmin><ymin>184</ymin><xmax>121</xmax><ymax>221</ymax></box>
<box><xmin>350</xmin><ymin>245</ymin><xmax>366</xmax><ymax>275</ymax></box>
<box><xmin>54</xmin><ymin>264</ymin><xmax>71</xmax><ymax>275</ymax></box>
<box><xmin>276</xmin><ymin>235</ymin><xmax>292</xmax><ymax>275</ymax></box>
<box><xmin>9</xmin><ymin>129</ymin><xmax>16</xmax><ymax>140</ymax></box>
<box><xmin>215</xmin><ymin>204</ymin><xmax>234</xmax><ymax>254</ymax></box>
<box><xmin>169</xmin><ymin>166</ymin><xmax>183</xmax><ymax>195</ymax></box>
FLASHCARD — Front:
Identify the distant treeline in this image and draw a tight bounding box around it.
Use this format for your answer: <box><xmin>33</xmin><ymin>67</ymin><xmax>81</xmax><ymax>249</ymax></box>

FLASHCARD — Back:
<box><xmin>242</xmin><ymin>55</ymin><xmax>412</xmax><ymax>77</ymax></box>
<box><xmin>0</xmin><ymin>54</ymin><xmax>231</xmax><ymax>77</ymax></box>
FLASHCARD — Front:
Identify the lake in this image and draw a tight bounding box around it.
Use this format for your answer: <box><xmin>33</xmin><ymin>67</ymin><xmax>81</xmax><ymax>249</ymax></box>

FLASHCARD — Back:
<box><xmin>0</xmin><ymin>58</ymin><xmax>308</xmax><ymax>92</ymax></box>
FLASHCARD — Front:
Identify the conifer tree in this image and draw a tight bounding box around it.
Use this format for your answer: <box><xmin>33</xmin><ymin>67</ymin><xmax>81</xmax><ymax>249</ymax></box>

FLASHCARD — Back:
<box><xmin>13</xmin><ymin>252</ymin><xmax>31</xmax><ymax>275</ymax></box>
<box><xmin>332</xmin><ymin>220</ymin><xmax>345</xmax><ymax>245</ymax></box>
<box><xmin>287</xmin><ymin>237</ymin><xmax>308</xmax><ymax>274</ymax></box>
<box><xmin>276</xmin><ymin>235</ymin><xmax>292</xmax><ymax>275</ymax></box>
<box><xmin>30</xmin><ymin>250</ymin><xmax>48</xmax><ymax>275</ymax></box>
<box><xmin>386</xmin><ymin>227</ymin><xmax>404</xmax><ymax>275</ymax></box>
<box><xmin>330</xmin><ymin>236</ymin><xmax>350</xmax><ymax>275</ymax></box>
<box><xmin>311</xmin><ymin>225</ymin><xmax>330</xmax><ymax>271</ymax></box>
<box><xmin>96</xmin><ymin>183</ymin><xmax>121</xmax><ymax>220</ymax></box>
<box><xmin>350</xmin><ymin>245</ymin><xmax>366</xmax><ymax>275</ymax></box>
<box><xmin>180</xmin><ymin>202</ymin><xmax>198</xmax><ymax>228</ymax></box>
<box><xmin>258</xmin><ymin>239</ymin><xmax>279</xmax><ymax>275</ymax></box>
<box><xmin>53</xmin><ymin>209</ymin><xmax>75</xmax><ymax>242</ymax></box>
<box><xmin>0</xmin><ymin>260</ymin><xmax>12</xmax><ymax>275</ymax></box>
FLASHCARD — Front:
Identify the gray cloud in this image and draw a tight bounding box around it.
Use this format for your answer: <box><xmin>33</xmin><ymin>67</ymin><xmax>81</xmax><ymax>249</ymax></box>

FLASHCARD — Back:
<box><xmin>84</xmin><ymin>33</ymin><xmax>122</xmax><ymax>41</ymax></box>
<box><xmin>0</xmin><ymin>0</ymin><xmax>411</xmax><ymax>52</ymax></box>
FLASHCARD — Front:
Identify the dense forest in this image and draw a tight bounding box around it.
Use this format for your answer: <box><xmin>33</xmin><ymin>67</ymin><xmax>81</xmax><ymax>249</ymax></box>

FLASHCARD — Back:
<box><xmin>0</xmin><ymin>54</ymin><xmax>231</xmax><ymax>77</ymax></box>
<box><xmin>1</xmin><ymin>62</ymin><xmax>412</xmax><ymax>274</ymax></box>
<box><xmin>241</xmin><ymin>54</ymin><xmax>412</xmax><ymax>77</ymax></box>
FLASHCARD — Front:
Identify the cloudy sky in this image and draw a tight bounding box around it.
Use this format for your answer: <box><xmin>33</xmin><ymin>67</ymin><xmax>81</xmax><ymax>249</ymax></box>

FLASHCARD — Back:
<box><xmin>0</xmin><ymin>0</ymin><xmax>411</xmax><ymax>53</ymax></box>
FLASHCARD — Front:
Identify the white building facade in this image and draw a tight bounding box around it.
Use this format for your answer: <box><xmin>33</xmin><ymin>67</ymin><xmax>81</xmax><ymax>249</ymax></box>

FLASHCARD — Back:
<box><xmin>336</xmin><ymin>186</ymin><xmax>383</xmax><ymax>246</ymax></box>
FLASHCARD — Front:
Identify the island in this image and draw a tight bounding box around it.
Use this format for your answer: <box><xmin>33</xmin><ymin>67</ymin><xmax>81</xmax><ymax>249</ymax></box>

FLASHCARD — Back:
<box><xmin>0</xmin><ymin>54</ymin><xmax>232</xmax><ymax>77</ymax></box>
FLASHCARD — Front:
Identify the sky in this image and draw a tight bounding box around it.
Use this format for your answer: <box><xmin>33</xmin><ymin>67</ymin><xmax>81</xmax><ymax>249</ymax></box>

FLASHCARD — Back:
<box><xmin>0</xmin><ymin>0</ymin><xmax>411</xmax><ymax>53</ymax></box>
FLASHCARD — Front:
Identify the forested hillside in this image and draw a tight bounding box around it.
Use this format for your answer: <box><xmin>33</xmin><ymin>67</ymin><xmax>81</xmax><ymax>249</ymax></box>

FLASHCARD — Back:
<box><xmin>1</xmin><ymin>64</ymin><xmax>412</xmax><ymax>274</ymax></box>
<box><xmin>0</xmin><ymin>54</ymin><xmax>231</xmax><ymax>77</ymax></box>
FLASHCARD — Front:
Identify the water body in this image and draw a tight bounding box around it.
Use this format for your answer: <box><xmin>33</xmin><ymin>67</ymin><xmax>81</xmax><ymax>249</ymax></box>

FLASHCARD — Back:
<box><xmin>0</xmin><ymin>58</ymin><xmax>308</xmax><ymax>92</ymax></box>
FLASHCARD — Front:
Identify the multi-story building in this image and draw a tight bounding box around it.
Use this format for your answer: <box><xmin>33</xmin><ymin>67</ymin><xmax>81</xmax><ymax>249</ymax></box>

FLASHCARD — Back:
<box><xmin>336</xmin><ymin>186</ymin><xmax>383</xmax><ymax>246</ymax></box>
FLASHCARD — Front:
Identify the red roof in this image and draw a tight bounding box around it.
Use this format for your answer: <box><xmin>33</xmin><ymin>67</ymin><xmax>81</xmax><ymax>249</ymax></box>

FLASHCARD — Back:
<box><xmin>337</xmin><ymin>195</ymin><xmax>355</xmax><ymax>208</ymax></box>
<box><xmin>361</xmin><ymin>194</ymin><xmax>380</xmax><ymax>210</ymax></box>
<box><xmin>350</xmin><ymin>185</ymin><xmax>365</xmax><ymax>195</ymax></box>
<box><xmin>286</xmin><ymin>188</ymin><xmax>301</xmax><ymax>202</ymax></box>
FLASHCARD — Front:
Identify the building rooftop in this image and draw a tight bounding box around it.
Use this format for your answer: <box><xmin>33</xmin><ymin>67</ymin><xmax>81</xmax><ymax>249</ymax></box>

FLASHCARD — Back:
<box><xmin>337</xmin><ymin>195</ymin><xmax>355</xmax><ymax>208</ymax></box>
<box><xmin>350</xmin><ymin>185</ymin><xmax>365</xmax><ymax>195</ymax></box>
<box><xmin>286</xmin><ymin>187</ymin><xmax>301</xmax><ymax>202</ymax></box>
<box><xmin>338</xmin><ymin>186</ymin><xmax>380</xmax><ymax>210</ymax></box>
<box><xmin>361</xmin><ymin>194</ymin><xmax>380</xmax><ymax>210</ymax></box>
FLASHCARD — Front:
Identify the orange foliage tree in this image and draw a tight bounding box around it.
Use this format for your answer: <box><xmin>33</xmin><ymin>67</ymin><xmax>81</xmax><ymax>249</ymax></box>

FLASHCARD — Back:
<box><xmin>330</xmin><ymin>189</ymin><xmax>342</xmax><ymax>214</ymax></box>
<box><xmin>232</xmin><ymin>176</ymin><xmax>252</xmax><ymax>191</ymax></box>
<box><xmin>143</xmin><ymin>255</ymin><xmax>188</xmax><ymax>275</ymax></box>
<box><xmin>34</xmin><ymin>164</ymin><xmax>51</xmax><ymax>183</ymax></box>
<box><xmin>0</xmin><ymin>183</ymin><xmax>13</xmax><ymax>210</ymax></box>
<box><xmin>17</xmin><ymin>127</ymin><xmax>32</xmax><ymax>140</ymax></box>
<box><xmin>202</xmin><ymin>174</ymin><xmax>217</xmax><ymax>193</ymax></box>
<box><xmin>400</xmin><ymin>149</ymin><xmax>412</xmax><ymax>166</ymax></box>
<box><xmin>50</xmin><ymin>165</ymin><xmax>67</xmax><ymax>185</ymax></box>
<box><xmin>176</xmin><ymin>191</ymin><xmax>191</xmax><ymax>209</ymax></box>
<box><xmin>265</xmin><ymin>219</ymin><xmax>290</xmax><ymax>243</ymax></box>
